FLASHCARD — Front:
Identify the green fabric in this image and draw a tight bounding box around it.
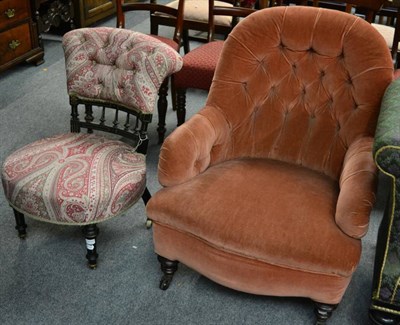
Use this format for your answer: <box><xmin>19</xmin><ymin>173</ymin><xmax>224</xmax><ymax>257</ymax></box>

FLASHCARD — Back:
<box><xmin>371</xmin><ymin>77</ymin><xmax>400</xmax><ymax>314</ymax></box>
<box><xmin>374</xmin><ymin>77</ymin><xmax>400</xmax><ymax>173</ymax></box>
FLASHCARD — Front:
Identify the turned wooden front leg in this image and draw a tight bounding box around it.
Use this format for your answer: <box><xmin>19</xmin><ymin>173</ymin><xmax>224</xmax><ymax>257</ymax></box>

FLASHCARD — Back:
<box><xmin>158</xmin><ymin>255</ymin><xmax>178</xmax><ymax>290</ymax></box>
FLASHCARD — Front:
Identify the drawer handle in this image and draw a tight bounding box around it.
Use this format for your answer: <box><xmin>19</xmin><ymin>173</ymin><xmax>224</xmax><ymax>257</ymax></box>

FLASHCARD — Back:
<box><xmin>4</xmin><ymin>8</ymin><xmax>16</xmax><ymax>18</ymax></box>
<box><xmin>9</xmin><ymin>40</ymin><xmax>21</xmax><ymax>50</ymax></box>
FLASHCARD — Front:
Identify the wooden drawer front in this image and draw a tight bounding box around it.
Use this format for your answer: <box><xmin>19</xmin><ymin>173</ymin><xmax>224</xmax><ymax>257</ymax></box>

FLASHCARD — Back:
<box><xmin>0</xmin><ymin>0</ymin><xmax>29</xmax><ymax>30</ymax></box>
<box><xmin>0</xmin><ymin>22</ymin><xmax>32</xmax><ymax>65</ymax></box>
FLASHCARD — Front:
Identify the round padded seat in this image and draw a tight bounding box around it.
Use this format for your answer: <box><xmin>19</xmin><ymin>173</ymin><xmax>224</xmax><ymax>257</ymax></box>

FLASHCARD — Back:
<box><xmin>2</xmin><ymin>133</ymin><xmax>146</xmax><ymax>225</ymax></box>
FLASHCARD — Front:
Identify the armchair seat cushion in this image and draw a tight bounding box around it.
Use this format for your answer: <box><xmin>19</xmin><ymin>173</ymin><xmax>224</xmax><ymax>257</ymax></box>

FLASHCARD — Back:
<box><xmin>148</xmin><ymin>158</ymin><xmax>361</xmax><ymax>277</ymax></box>
<box><xmin>2</xmin><ymin>133</ymin><xmax>146</xmax><ymax>225</ymax></box>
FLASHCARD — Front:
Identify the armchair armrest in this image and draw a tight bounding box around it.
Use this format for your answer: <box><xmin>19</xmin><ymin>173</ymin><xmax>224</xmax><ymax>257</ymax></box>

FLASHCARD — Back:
<box><xmin>336</xmin><ymin>78</ymin><xmax>400</xmax><ymax>240</ymax></box>
<box><xmin>336</xmin><ymin>137</ymin><xmax>377</xmax><ymax>239</ymax></box>
<box><xmin>158</xmin><ymin>107</ymin><xmax>231</xmax><ymax>187</ymax></box>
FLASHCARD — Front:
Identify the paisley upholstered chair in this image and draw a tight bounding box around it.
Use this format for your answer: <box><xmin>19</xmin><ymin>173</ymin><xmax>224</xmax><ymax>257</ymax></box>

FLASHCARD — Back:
<box><xmin>116</xmin><ymin>0</ymin><xmax>185</xmax><ymax>143</ymax></box>
<box><xmin>146</xmin><ymin>6</ymin><xmax>394</xmax><ymax>323</ymax></box>
<box><xmin>1</xmin><ymin>27</ymin><xmax>182</xmax><ymax>269</ymax></box>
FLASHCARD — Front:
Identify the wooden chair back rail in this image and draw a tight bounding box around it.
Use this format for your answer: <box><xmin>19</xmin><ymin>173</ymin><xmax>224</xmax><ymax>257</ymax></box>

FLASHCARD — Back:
<box><xmin>149</xmin><ymin>0</ymin><xmax>244</xmax><ymax>47</ymax></box>
<box><xmin>118</xmin><ymin>3</ymin><xmax>180</xmax><ymax>23</ymax></box>
<box><xmin>116</xmin><ymin>0</ymin><xmax>185</xmax><ymax>47</ymax></box>
<box><xmin>208</xmin><ymin>5</ymin><xmax>256</xmax><ymax>41</ymax></box>
<box><xmin>70</xmin><ymin>97</ymin><xmax>151</xmax><ymax>154</ymax></box>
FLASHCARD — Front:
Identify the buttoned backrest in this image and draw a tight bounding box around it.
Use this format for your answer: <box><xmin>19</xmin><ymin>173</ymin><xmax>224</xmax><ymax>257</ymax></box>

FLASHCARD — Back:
<box><xmin>206</xmin><ymin>6</ymin><xmax>393</xmax><ymax>179</ymax></box>
<box><xmin>63</xmin><ymin>27</ymin><xmax>183</xmax><ymax>115</ymax></box>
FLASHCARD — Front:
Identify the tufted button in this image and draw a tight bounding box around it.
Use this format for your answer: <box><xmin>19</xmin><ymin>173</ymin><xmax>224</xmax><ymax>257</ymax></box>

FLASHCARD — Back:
<box><xmin>284</xmin><ymin>109</ymin><xmax>290</xmax><ymax>117</ymax></box>
<box><xmin>320</xmin><ymin>70</ymin><xmax>325</xmax><ymax>78</ymax></box>
<box><xmin>347</xmin><ymin>77</ymin><xmax>353</xmax><ymax>85</ymax></box>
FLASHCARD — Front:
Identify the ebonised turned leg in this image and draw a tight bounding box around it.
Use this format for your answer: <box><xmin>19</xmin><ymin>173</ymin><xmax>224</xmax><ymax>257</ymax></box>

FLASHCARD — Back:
<box><xmin>171</xmin><ymin>75</ymin><xmax>177</xmax><ymax>111</ymax></box>
<box><xmin>141</xmin><ymin>187</ymin><xmax>151</xmax><ymax>205</ymax></box>
<box><xmin>141</xmin><ymin>187</ymin><xmax>153</xmax><ymax>229</ymax></box>
<box><xmin>176</xmin><ymin>88</ymin><xmax>186</xmax><ymax>126</ymax></box>
<box><xmin>183</xmin><ymin>30</ymin><xmax>190</xmax><ymax>54</ymax></box>
<box><xmin>82</xmin><ymin>224</ymin><xmax>99</xmax><ymax>269</ymax></box>
<box><xmin>158</xmin><ymin>255</ymin><xmax>178</xmax><ymax>290</ymax></box>
<box><xmin>314</xmin><ymin>302</ymin><xmax>337</xmax><ymax>324</ymax></box>
<box><xmin>369</xmin><ymin>309</ymin><xmax>400</xmax><ymax>325</ymax></box>
<box><xmin>157</xmin><ymin>79</ymin><xmax>169</xmax><ymax>144</ymax></box>
<box><xmin>13</xmin><ymin>209</ymin><xmax>27</xmax><ymax>239</ymax></box>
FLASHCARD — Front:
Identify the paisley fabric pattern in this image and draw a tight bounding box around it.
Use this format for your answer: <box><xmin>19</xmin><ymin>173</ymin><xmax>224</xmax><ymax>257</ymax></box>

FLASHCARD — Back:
<box><xmin>1</xmin><ymin>133</ymin><xmax>146</xmax><ymax>225</ymax></box>
<box><xmin>372</xmin><ymin>78</ymin><xmax>400</xmax><ymax>313</ymax></box>
<box><xmin>62</xmin><ymin>27</ymin><xmax>183</xmax><ymax>114</ymax></box>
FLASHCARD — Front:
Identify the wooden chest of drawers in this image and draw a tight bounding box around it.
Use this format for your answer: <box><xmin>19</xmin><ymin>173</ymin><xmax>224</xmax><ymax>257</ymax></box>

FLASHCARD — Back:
<box><xmin>0</xmin><ymin>0</ymin><xmax>44</xmax><ymax>73</ymax></box>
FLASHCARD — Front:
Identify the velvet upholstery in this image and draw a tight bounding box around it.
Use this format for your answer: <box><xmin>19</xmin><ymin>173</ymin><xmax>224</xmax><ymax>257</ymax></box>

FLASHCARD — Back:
<box><xmin>147</xmin><ymin>5</ymin><xmax>394</xmax><ymax>310</ymax></box>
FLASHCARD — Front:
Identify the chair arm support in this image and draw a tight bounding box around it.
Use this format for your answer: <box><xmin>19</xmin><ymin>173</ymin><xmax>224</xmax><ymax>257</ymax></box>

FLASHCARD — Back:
<box><xmin>336</xmin><ymin>137</ymin><xmax>378</xmax><ymax>239</ymax></box>
<box><xmin>158</xmin><ymin>107</ymin><xmax>231</xmax><ymax>187</ymax></box>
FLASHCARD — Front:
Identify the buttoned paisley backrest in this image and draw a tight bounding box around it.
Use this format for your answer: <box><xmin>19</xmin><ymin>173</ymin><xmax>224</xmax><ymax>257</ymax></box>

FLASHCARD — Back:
<box><xmin>63</xmin><ymin>27</ymin><xmax>183</xmax><ymax>114</ymax></box>
<box><xmin>207</xmin><ymin>6</ymin><xmax>393</xmax><ymax>180</ymax></box>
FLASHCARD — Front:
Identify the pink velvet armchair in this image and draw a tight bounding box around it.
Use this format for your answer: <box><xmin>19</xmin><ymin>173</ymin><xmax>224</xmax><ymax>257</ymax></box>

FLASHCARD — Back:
<box><xmin>146</xmin><ymin>6</ymin><xmax>394</xmax><ymax>323</ymax></box>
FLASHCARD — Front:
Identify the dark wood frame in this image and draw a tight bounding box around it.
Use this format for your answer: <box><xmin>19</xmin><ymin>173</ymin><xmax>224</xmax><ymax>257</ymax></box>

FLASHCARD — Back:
<box><xmin>149</xmin><ymin>0</ymin><xmax>242</xmax><ymax>52</ymax></box>
<box><xmin>175</xmin><ymin>0</ymin><xmax>256</xmax><ymax>126</ymax></box>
